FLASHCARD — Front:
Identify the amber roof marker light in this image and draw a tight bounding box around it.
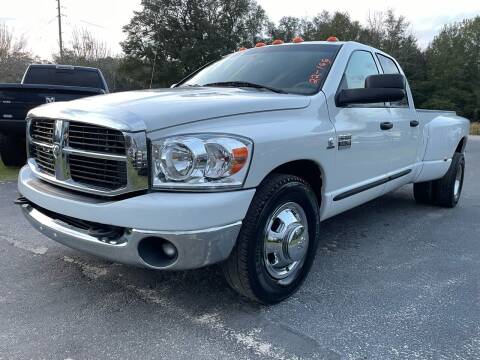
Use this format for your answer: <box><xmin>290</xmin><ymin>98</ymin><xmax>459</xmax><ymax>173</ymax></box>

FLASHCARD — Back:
<box><xmin>272</xmin><ymin>39</ymin><xmax>284</xmax><ymax>45</ymax></box>
<box><xmin>327</xmin><ymin>36</ymin><xmax>339</xmax><ymax>42</ymax></box>
<box><xmin>292</xmin><ymin>36</ymin><xmax>304</xmax><ymax>43</ymax></box>
<box><xmin>255</xmin><ymin>42</ymin><xmax>266</xmax><ymax>47</ymax></box>
<box><xmin>238</xmin><ymin>47</ymin><xmax>248</xmax><ymax>51</ymax></box>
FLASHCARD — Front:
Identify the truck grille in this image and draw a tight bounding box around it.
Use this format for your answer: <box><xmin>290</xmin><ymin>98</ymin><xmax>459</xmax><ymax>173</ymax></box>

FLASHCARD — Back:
<box><xmin>66</xmin><ymin>121</ymin><xmax>127</xmax><ymax>190</ymax></box>
<box><xmin>68</xmin><ymin>122</ymin><xmax>126</xmax><ymax>155</ymax></box>
<box><xmin>31</xmin><ymin>119</ymin><xmax>55</xmax><ymax>143</ymax></box>
<box><xmin>69</xmin><ymin>154</ymin><xmax>127</xmax><ymax>189</ymax></box>
<box><xmin>29</xmin><ymin>119</ymin><xmax>128</xmax><ymax>191</ymax></box>
<box><xmin>30</xmin><ymin>144</ymin><xmax>56</xmax><ymax>176</ymax></box>
<box><xmin>30</xmin><ymin>119</ymin><xmax>56</xmax><ymax>176</ymax></box>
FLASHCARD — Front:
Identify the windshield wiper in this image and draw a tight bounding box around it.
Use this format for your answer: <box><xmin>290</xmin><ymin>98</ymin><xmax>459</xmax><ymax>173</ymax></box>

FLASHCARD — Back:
<box><xmin>203</xmin><ymin>81</ymin><xmax>288</xmax><ymax>94</ymax></box>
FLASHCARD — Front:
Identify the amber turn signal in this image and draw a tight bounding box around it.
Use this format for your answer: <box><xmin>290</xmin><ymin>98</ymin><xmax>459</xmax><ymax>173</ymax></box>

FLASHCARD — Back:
<box><xmin>230</xmin><ymin>147</ymin><xmax>249</xmax><ymax>175</ymax></box>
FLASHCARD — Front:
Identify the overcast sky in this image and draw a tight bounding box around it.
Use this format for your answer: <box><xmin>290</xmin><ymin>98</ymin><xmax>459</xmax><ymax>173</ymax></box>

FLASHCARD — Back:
<box><xmin>1</xmin><ymin>0</ymin><xmax>479</xmax><ymax>59</ymax></box>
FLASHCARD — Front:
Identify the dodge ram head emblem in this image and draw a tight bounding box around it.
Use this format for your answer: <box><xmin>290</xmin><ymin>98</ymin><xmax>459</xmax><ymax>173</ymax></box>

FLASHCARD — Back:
<box><xmin>45</xmin><ymin>97</ymin><xmax>56</xmax><ymax>103</ymax></box>
<box><xmin>52</xmin><ymin>144</ymin><xmax>61</xmax><ymax>160</ymax></box>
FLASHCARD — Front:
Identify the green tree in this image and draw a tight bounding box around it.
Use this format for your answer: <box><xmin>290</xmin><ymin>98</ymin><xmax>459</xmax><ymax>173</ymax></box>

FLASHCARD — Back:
<box><xmin>360</xmin><ymin>11</ymin><xmax>426</xmax><ymax>104</ymax></box>
<box><xmin>307</xmin><ymin>11</ymin><xmax>363</xmax><ymax>41</ymax></box>
<box><xmin>266</xmin><ymin>11</ymin><xmax>363</xmax><ymax>43</ymax></box>
<box><xmin>267</xmin><ymin>16</ymin><xmax>302</xmax><ymax>41</ymax></box>
<box><xmin>121</xmin><ymin>0</ymin><xmax>269</xmax><ymax>88</ymax></box>
<box><xmin>422</xmin><ymin>17</ymin><xmax>480</xmax><ymax>120</ymax></box>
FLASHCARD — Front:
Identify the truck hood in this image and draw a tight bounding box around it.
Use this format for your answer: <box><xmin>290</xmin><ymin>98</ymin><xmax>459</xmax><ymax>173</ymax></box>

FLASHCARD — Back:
<box><xmin>28</xmin><ymin>87</ymin><xmax>311</xmax><ymax>132</ymax></box>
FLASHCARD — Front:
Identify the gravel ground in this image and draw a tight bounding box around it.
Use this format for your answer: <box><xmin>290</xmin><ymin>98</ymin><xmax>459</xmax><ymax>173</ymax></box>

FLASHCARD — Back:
<box><xmin>0</xmin><ymin>136</ymin><xmax>479</xmax><ymax>360</ymax></box>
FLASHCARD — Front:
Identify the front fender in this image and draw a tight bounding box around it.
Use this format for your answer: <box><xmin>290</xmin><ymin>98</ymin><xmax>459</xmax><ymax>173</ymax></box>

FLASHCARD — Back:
<box><xmin>147</xmin><ymin>94</ymin><xmax>336</xmax><ymax>192</ymax></box>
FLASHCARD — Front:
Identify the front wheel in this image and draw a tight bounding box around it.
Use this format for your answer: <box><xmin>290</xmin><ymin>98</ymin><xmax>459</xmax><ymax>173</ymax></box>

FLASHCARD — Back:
<box><xmin>222</xmin><ymin>174</ymin><xmax>320</xmax><ymax>304</ymax></box>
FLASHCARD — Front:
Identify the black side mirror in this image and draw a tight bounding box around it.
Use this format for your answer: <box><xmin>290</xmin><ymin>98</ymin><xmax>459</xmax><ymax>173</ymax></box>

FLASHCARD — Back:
<box><xmin>335</xmin><ymin>74</ymin><xmax>406</xmax><ymax>107</ymax></box>
<box><xmin>365</xmin><ymin>74</ymin><xmax>405</xmax><ymax>89</ymax></box>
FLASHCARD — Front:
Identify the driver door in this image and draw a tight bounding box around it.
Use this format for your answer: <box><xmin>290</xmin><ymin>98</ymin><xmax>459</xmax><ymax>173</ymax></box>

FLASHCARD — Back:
<box><xmin>329</xmin><ymin>50</ymin><xmax>392</xmax><ymax>202</ymax></box>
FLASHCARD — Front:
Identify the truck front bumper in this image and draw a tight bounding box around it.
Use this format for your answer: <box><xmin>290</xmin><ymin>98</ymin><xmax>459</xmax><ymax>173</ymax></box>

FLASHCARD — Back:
<box><xmin>18</xmin><ymin>166</ymin><xmax>255</xmax><ymax>270</ymax></box>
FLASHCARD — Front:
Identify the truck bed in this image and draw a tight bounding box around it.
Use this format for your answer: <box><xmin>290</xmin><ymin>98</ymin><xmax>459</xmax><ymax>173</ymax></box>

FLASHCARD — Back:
<box><xmin>416</xmin><ymin>109</ymin><xmax>457</xmax><ymax>123</ymax></box>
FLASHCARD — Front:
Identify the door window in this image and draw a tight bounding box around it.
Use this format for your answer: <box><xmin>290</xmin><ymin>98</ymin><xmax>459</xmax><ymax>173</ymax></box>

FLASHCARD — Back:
<box><xmin>340</xmin><ymin>51</ymin><xmax>379</xmax><ymax>90</ymax></box>
<box><xmin>338</xmin><ymin>50</ymin><xmax>382</xmax><ymax>107</ymax></box>
<box><xmin>376</xmin><ymin>53</ymin><xmax>408</xmax><ymax>107</ymax></box>
<box><xmin>377</xmin><ymin>54</ymin><xmax>400</xmax><ymax>74</ymax></box>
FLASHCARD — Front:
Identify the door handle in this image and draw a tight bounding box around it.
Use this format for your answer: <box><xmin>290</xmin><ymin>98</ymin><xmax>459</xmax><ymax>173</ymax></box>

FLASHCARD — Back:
<box><xmin>380</xmin><ymin>122</ymin><xmax>393</xmax><ymax>130</ymax></box>
<box><xmin>410</xmin><ymin>120</ymin><xmax>419</xmax><ymax>127</ymax></box>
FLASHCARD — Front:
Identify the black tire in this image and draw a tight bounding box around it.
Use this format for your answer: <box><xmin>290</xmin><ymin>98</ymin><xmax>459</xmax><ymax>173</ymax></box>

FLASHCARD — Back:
<box><xmin>413</xmin><ymin>152</ymin><xmax>465</xmax><ymax>208</ymax></box>
<box><xmin>0</xmin><ymin>135</ymin><xmax>26</xmax><ymax>167</ymax></box>
<box><xmin>413</xmin><ymin>181</ymin><xmax>434</xmax><ymax>205</ymax></box>
<box><xmin>433</xmin><ymin>152</ymin><xmax>465</xmax><ymax>208</ymax></box>
<box><xmin>222</xmin><ymin>173</ymin><xmax>320</xmax><ymax>304</ymax></box>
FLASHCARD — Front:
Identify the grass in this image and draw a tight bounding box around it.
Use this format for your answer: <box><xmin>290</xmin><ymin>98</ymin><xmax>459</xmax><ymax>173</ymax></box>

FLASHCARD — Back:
<box><xmin>0</xmin><ymin>158</ymin><xmax>20</xmax><ymax>181</ymax></box>
<box><xmin>471</xmin><ymin>122</ymin><xmax>480</xmax><ymax>136</ymax></box>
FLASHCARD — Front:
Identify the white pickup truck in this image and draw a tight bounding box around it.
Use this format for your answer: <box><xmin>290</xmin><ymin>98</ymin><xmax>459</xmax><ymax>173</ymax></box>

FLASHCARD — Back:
<box><xmin>18</xmin><ymin>40</ymin><xmax>469</xmax><ymax>303</ymax></box>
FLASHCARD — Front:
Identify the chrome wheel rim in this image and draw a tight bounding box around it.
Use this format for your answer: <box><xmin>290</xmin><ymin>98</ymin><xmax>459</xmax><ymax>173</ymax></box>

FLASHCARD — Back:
<box><xmin>263</xmin><ymin>202</ymin><xmax>309</xmax><ymax>284</ymax></box>
<box><xmin>454</xmin><ymin>164</ymin><xmax>463</xmax><ymax>200</ymax></box>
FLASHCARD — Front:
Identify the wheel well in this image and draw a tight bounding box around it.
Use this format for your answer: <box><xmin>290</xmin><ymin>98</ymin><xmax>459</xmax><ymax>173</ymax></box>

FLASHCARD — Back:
<box><xmin>455</xmin><ymin>137</ymin><xmax>467</xmax><ymax>154</ymax></box>
<box><xmin>270</xmin><ymin>160</ymin><xmax>323</xmax><ymax>204</ymax></box>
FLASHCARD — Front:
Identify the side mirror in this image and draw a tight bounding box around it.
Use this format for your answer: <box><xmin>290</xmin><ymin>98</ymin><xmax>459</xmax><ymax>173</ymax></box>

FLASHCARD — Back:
<box><xmin>335</xmin><ymin>74</ymin><xmax>406</xmax><ymax>107</ymax></box>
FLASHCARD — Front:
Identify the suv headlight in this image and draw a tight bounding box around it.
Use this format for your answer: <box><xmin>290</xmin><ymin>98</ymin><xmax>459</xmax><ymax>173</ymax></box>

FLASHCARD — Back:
<box><xmin>151</xmin><ymin>134</ymin><xmax>253</xmax><ymax>190</ymax></box>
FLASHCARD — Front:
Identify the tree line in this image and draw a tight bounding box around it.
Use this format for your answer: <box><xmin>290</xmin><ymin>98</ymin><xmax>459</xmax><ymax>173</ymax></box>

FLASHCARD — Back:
<box><xmin>0</xmin><ymin>0</ymin><xmax>478</xmax><ymax>121</ymax></box>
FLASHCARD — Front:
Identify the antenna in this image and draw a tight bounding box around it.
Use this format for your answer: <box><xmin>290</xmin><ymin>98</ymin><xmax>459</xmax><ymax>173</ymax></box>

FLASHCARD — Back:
<box><xmin>56</xmin><ymin>0</ymin><xmax>64</xmax><ymax>59</ymax></box>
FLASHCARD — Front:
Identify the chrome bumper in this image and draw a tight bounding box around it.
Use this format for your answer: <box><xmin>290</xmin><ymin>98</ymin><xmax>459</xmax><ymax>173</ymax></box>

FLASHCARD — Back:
<box><xmin>21</xmin><ymin>203</ymin><xmax>242</xmax><ymax>270</ymax></box>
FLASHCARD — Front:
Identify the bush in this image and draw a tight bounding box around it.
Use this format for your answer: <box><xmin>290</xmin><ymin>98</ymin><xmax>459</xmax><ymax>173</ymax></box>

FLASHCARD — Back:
<box><xmin>471</xmin><ymin>122</ymin><xmax>480</xmax><ymax>136</ymax></box>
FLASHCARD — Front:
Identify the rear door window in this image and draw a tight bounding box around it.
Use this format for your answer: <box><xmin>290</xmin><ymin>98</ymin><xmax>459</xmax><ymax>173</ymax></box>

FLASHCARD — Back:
<box><xmin>376</xmin><ymin>54</ymin><xmax>408</xmax><ymax>107</ymax></box>
<box><xmin>377</xmin><ymin>54</ymin><xmax>400</xmax><ymax>74</ymax></box>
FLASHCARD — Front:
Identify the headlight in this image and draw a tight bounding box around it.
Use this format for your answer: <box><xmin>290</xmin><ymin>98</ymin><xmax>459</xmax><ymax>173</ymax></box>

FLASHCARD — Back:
<box><xmin>151</xmin><ymin>134</ymin><xmax>253</xmax><ymax>190</ymax></box>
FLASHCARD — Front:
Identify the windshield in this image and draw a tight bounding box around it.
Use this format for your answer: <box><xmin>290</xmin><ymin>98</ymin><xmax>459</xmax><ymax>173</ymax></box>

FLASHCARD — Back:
<box><xmin>181</xmin><ymin>44</ymin><xmax>340</xmax><ymax>95</ymax></box>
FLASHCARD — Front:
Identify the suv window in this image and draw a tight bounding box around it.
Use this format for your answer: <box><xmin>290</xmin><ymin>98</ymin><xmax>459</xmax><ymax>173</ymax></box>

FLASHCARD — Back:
<box><xmin>340</xmin><ymin>50</ymin><xmax>379</xmax><ymax>90</ymax></box>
